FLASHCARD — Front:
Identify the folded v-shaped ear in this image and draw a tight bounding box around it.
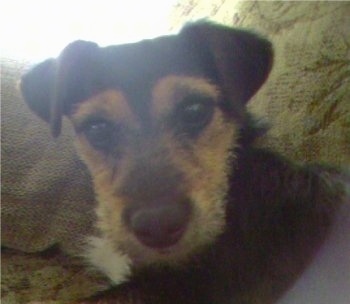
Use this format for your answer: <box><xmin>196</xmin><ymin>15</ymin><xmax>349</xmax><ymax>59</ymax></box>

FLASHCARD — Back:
<box><xmin>21</xmin><ymin>40</ymin><xmax>99</xmax><ymax>137</ymax></box>
<box><xmin>181</xmin><ymin>21</ymin><xmax>273</xmax><ymax>107</ymax></box>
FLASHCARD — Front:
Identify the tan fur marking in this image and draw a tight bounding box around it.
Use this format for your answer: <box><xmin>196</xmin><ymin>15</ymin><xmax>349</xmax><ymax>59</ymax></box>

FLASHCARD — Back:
<box><xmin>72</xmin><ymin>78</ymin><xmax>239</xmax><ymax>270</ymax></box>
<box><xmin>162</xmin><ymin>110</ymin><xmax>239</xmax><ymax>252</ymax></box>
<box><xmin>71</xmin><ymin>90</ymin><xmax>138</xmax><ymax>226</ymax></box>
<box><xmin>71</xmin><ymin>89</ymin><xmax>137</xmax><ymax>127</ymax></box>
<box><xmin>151</xmin><ymin>76</ymin><xmax>237</xmax><ymax>245</ymax></box>
<box><xmin>152</xmin><ymin>75</ymin><xmax>220</xmax><ymax>118</ymax></box>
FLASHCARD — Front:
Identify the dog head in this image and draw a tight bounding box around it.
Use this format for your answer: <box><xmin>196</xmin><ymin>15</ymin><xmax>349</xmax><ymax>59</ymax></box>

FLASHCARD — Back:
<box><xmin>21</xmin><ymin>22</ymin><xmax>272</xmax><ymax>279</ymax></box>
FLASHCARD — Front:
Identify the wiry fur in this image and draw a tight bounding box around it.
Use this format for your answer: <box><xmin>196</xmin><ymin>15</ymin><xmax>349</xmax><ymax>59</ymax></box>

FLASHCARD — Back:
<box><xmin>20</xmin><ymin>21</ymin><xmax>348</xmax><ymax>304</ymax></box>
<box><xmin>84</xmin><ymin>236</ymin><xmax>132</xmax><ymax>285</ymax></box>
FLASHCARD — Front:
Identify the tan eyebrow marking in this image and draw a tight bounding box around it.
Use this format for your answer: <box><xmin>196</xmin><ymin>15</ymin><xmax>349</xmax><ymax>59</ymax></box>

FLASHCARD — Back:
<box><xmin>71</xmin><ymin>89</ymin><xmax>138</xmax><ymax>128</ymax></box>
<box><xmin>151</xmin><ymin>75</ymin><xmax>220</xmax><ymax>118</ymax></box>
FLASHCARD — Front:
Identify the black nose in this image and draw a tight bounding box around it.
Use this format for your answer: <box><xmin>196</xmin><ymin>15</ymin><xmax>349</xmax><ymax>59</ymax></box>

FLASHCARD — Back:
<box><xmin>126</xmin><ymin>202</ymin><xmax>191</xmax><ymax>249</ymax></box>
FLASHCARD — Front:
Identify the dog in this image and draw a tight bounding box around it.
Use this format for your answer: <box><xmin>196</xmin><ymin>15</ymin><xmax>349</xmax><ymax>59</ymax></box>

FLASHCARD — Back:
<box><xmin>20</xmin><ymin>21</ymin><xmax>348</xmax><ymax>303</ymax></box>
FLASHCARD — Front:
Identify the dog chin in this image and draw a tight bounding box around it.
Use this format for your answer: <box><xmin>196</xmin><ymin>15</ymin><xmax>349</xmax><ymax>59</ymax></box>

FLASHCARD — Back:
<box><xmin>84</xmin><ymin>217</ymin><xmax>216</xmax><ymax>285</ymax></box>
<box><xmin>122</xmin><ymin>238</ymin><xmax>191</xmax><ymax>268</ymax></box>
<box><xmin>83</xmin><ymin>233</ymin><xmax>190</xmax><ymax>284</ymax></box>
<box><xmin>84</xmin><ymin>236</ymin><xmax>132</xmax><ymax>285</ymax></box>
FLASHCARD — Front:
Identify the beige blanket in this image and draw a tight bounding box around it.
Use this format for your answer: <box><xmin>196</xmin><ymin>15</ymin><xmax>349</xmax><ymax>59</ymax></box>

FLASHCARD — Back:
<box><xmin>1</xmin><ymin>59</ymin><xmax>111</xmax><ymax>302</ymax></box>
<box><xmin>2</xmin><ymin>1</ymin><xmax>349</xmax><ymax>303</ymax></box>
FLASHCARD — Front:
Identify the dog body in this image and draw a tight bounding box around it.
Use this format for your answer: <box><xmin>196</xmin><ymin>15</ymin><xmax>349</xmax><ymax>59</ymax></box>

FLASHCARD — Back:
<box><xmin>21</xmin><ymin>22</ymin><xmax>348</xmax><ymax>303</ymax></box>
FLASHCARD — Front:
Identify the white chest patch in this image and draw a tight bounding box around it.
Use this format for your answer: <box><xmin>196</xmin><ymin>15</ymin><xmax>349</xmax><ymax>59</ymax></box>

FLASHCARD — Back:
<box><xmin>84</xmin><ymin>236</ymin><xmax>132</xmax><ymax>285</ymax></box>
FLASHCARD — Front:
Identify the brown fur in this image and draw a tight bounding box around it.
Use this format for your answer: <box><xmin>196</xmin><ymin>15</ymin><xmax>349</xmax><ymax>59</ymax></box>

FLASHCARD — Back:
<box><xmin>71</xmin><ymin>76</ymin><xmax>239</xmax><ymax>266</ymax></box>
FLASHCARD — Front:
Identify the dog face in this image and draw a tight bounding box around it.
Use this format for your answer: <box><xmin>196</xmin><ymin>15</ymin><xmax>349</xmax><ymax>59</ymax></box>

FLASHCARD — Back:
<box><xmin>72</xmin><ymin>77</ymin><xmax>238</xmax><ymax>266</ymax></box>
<box><xmin>21</xmin><ymin>22</ymin><xmax>272</xmax><ymax>281</ymax></box>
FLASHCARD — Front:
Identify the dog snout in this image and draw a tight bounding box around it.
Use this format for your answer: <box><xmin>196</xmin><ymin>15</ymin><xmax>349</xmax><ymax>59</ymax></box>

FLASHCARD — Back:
<box><xmin>124</xmin><ymin>200</ymin><xmax>191</xmax><ymax>249</ymax></box>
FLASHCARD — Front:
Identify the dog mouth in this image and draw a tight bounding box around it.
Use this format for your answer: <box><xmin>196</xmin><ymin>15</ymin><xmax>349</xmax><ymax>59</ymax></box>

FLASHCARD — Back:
<box><xmin>135</xmin><ymin>222</ymin><xmax>187</xmax><ymax>250</ymax></box>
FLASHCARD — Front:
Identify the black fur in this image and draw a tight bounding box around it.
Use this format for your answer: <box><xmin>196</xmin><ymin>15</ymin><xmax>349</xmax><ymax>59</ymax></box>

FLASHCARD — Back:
<box><xmin>84</xmin><ymin>146</ymin><xmax>344</xmax><ymax>304</ymax></box>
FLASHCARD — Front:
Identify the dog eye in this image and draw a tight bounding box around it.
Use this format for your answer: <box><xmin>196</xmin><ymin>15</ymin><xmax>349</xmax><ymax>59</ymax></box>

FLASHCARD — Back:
<box><xmin>175</xmin><ymin>96</ymin><xmax>214</xmax><ymax>137</ymax></box>
<box><xmin>82</xmin><ymin>120</ymin><xmax>117</xmax><ymax>151</ymax></box>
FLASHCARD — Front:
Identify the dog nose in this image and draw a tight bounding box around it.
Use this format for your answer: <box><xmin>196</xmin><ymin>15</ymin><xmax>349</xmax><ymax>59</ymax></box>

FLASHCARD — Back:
<box><xmin>127</xmin><ymin>203</ymin><xmax>190</xmax><ymax>249</ymax></box>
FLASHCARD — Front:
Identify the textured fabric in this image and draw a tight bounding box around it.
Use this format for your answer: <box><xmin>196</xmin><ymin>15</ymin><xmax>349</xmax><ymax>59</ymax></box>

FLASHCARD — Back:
<box><xmin>1</xmin><ymin>59</ymin><xmax>96</xmax><ymax>255</ymax></box>
<box><xmin>1</xmin><ymin>59</ymin><xmax>110</xmax><ymax>302</ymax></box>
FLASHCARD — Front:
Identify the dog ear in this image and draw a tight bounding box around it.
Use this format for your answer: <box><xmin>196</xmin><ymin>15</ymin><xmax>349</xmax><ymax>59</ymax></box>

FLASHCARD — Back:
<box><xmin>20</xmin><ymin>40</ymin><xmax>99</xmax><ymax>137</ymax></box>
<box><xmin>181</xmin><ymin>21</ymin><xmax>273</xmax><ymax>107</ymax></box>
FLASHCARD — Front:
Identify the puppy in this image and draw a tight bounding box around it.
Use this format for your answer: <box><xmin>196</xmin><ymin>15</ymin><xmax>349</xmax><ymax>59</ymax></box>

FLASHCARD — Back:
<box><xmin>21</xmin><ymin>22</ymin><xmax>348</xmax><ymax>303</ymax></box>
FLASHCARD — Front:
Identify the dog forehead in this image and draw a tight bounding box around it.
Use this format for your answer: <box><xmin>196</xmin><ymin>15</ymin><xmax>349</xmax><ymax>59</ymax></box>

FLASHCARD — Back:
<box><xmin>100</xmin><ymin>35</ymin><xmax>208</xmax><ymax>86</ymax></box>
<box><xmin>71</xmin><ymin>35</ymin><xmax>215</xmax><ymax>121</ymax></box>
